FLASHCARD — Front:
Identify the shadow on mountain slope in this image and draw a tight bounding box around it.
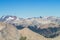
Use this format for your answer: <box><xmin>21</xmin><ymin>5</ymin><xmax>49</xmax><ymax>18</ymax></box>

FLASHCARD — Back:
<box><xmin>16</xmin><ymin>25</ymin><xmax>24</xmax><ymax>30</ymax></box>
<box><xmin>28</xmin><ymin>25</ymin><xmax>60</xmax><ymax>38</ymax></box>
<box><xmin>15</xmin><ymin>25</ymin><xmax>60</xmax><ymax>38</ymax></box>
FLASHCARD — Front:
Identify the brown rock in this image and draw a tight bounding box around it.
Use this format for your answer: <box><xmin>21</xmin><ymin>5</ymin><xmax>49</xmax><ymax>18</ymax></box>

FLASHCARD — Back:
<box><xmin>0</xmin><ymin>22</ymin><xmax>20</xmax><ymax>40</ymax></box>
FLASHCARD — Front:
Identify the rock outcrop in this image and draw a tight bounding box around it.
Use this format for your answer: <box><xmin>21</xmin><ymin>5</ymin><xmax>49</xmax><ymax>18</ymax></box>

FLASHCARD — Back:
<box><xmin>0</xmin><ymin>22</ymin><xmax>20</xmax><ymax>40</ymax></box>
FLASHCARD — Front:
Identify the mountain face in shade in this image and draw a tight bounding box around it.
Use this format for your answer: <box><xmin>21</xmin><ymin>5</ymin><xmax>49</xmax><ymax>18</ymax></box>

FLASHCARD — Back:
<box><xmin>0</xmin><ymin>15</ymin><xmax>60</xmax><ymax>38</ymax></box>
<box><xmin>28</xmin><ymin>25</ymin><xmax>60</xmax><ymax>38</ymax></box>
<box><xmin>0</xmin><ymin>22</ymin><xmax>20</xmax><ymax>40</ymax></box>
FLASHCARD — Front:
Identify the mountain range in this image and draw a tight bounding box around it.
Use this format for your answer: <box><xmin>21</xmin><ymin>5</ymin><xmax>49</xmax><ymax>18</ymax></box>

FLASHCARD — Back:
<box><xmin>0</xmin><ymin>15</ymin><xmax>60</xmax><ymax>40</ymax></box>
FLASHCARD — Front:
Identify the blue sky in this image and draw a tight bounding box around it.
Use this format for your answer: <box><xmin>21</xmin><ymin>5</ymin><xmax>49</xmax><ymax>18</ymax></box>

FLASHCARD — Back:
<box><xmin>0</xmin><ymin>0</ymin><xmax>60</xmax><ymax>18</ymax></box>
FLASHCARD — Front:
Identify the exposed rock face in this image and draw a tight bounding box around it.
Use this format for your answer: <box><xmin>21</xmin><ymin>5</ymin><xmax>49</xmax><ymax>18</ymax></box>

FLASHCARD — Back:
<box><xmin>0</xmin><ymin>22</ymin><xmax>20</xmax><ymax>40</ymax></box>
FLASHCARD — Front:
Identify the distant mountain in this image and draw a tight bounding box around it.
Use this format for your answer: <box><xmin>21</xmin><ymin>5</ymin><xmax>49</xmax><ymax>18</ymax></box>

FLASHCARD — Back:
<box><xmin>0</xmin><ymin>15</ymin><xmax>24</xmax><ymax>26</ymax></box>
<box><xmin>47</xmin><ymin>16</ymin><xmax>60</xmax><ymax>23</ymax></box>
<box><xmin>0</xmin><ymin>15</ymin><xmax>17</xmax><ymax>21</ymax></box>
<box><xmin>1</xmin><ymin>16</ymin><xmax>60</xmax><ymax>25</ymax></box>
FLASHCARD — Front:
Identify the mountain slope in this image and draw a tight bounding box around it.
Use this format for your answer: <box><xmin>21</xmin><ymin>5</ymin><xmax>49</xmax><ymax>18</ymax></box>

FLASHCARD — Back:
<box><xmin>0</xmin><ymin>22</ymin><xmax>20</xmax><ymax>40</ymax></box>
<box><xmin>19</xmin><ymin>28</ymin><xmax>46</xmax><ymax>40</ymax></box>
<box><xmin>19</xmin><ymin>28</ymin><xmax>60</xmax><ymax>40</ymax></box>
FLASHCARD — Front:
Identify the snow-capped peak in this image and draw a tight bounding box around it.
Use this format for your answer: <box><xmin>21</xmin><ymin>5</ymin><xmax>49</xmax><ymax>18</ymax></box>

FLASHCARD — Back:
<box><xmin>0</xmin><ymin>15</ymin><xmax>18</xmax><ymax>21</ymax></box>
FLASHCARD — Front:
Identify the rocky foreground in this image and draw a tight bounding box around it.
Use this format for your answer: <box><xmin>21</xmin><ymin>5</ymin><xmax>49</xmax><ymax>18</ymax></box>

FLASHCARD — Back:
<box><xmin>0</xmin><ymin>22</ymin><xmax>20</xmax><ymax>40</ymax></box>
